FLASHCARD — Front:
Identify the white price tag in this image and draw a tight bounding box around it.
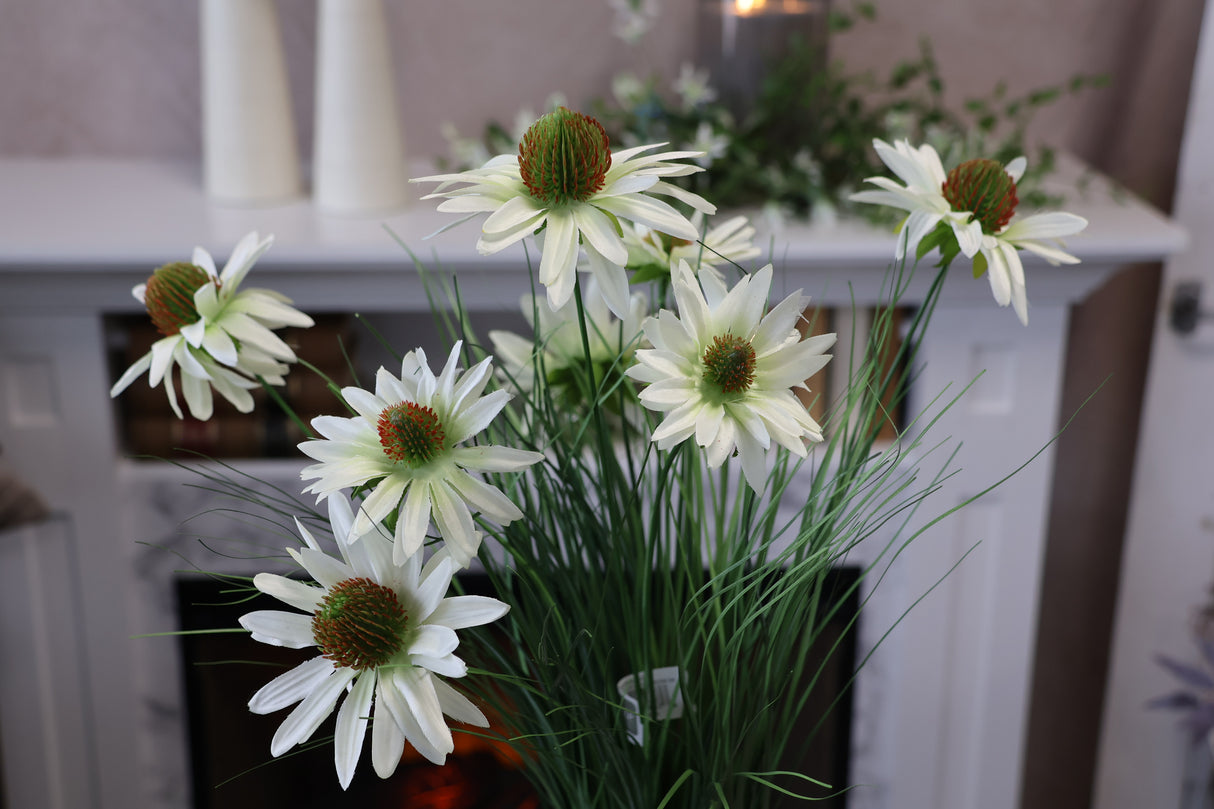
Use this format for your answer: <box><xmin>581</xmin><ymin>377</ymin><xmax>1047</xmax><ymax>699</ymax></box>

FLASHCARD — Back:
<box><xmin>616</xmin><ymin>666</ymin><xmax>684</xmax><ymax>745</ymax></box>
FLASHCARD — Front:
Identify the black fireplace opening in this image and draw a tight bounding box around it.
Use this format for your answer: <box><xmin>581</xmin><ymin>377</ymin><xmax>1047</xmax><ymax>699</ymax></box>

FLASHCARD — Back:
<box><xmin>175</xmin><ymin>568</ymin><xmax>858</xmax><ymax>809</ymax></box>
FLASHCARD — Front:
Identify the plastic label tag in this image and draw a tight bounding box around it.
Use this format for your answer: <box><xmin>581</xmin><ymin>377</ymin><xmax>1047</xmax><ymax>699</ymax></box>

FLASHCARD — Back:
<box><xmin>617</xmin><ymin>665</ymin><xmax>684</xmax><ymax>745</ymax></box>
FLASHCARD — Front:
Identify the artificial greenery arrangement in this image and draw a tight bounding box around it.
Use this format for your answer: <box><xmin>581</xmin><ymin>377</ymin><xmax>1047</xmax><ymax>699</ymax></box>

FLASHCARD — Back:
<box><xmin>441</xmin><ymin>2</ymin><xmax>1106</xmax><ymax>224</ymax></box>
<box><xmin>113</xmin><ymin>102</ymin><xmax>1086</xmax><ymax>806</ymax></box>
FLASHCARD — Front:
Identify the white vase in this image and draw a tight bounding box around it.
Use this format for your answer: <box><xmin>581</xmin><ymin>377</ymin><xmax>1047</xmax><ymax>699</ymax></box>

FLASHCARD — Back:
<box><xmin>313</xmin><ymin>0</ymin><xmax>407</xmax><ymax>214</ymax></box>
<box><xmin>200</xmin><ymin>0</ymin><xmax>301</xmax><ymax>204</ymax></box>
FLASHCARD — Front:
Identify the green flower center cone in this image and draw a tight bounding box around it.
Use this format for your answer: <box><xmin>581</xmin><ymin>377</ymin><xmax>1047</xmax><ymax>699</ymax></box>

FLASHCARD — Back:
<box><xmin>312</xmin><ymin>577</ymin><xmax>409</xmax><ymax>671</ymax></box>
<box><xmin>377</xmin><ymin>402</ymin><xmax>448</xmax><ymax>466</ymax></box>
<box><xmin>702</xmin><ymin>333</ymin><xmax>757</xmax><ymax>395</ymax></box>
<box><xmin>942</xmin><ymin>158</ymin><xmax>1019</xmax><ymax>234</ymax></box>
<box><xmin>143</xmin><ymin>262</ymin><xmax>211</xmax><ymax>336</ymax></box>
<box><xmin>518</xmin><ymin>107</ymin><xmax>612</xmax><ymax>206</ymax></box>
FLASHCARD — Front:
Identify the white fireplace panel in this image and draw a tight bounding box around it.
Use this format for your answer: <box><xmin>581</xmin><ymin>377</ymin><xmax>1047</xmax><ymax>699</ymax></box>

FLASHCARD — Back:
<box><xmin>4</xmin><ymin>355</ymin><xmax>61</xmax><ymax>428</ymax></box>
<box><xmin>968</xmin><ymin>344</ymin><xmax>1016</xmax><ymax>413</ymax></box>
<box><xmin>0</xmin><ymin>516</ymin><xmax>98</xmax><ymax>809</ymax></box>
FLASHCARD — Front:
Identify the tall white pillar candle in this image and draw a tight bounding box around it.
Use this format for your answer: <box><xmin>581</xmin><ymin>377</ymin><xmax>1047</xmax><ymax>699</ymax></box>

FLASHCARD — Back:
<box><xmin>313</xmin><ymin>0</ymin><xmax>407</xmax><ymax>213</ymax></box>
<box><xmin>200</xmin><ymin>0</ymin><xmax>301</xmax><ymax>204</ymax></box>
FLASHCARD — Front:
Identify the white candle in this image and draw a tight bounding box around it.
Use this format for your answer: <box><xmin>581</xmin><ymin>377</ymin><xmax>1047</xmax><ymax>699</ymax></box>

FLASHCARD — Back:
<box><xmin>698</xmin><ymin>0</ymin><xmax>830</xmax><ymax>120</ymax></box>
<box><xmin>200</xmin><ymin>0</ymin><xmax>301</xmax><ymax>204</ymax></box>
<box><xmin>313</xmin><ymin>0</ymin><xmax>408</xmax><ymax>214</ymax></box>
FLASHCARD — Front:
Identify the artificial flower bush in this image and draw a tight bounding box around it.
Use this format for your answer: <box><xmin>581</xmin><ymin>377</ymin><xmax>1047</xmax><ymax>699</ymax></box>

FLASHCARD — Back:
<box><xmin>114</xmin><ymin>106</ymin><xmax>1086</xmax><ymax>806</ymax></box>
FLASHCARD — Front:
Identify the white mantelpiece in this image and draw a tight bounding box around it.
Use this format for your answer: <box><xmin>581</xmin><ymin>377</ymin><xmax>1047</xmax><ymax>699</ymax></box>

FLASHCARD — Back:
<box><xmin>0</xmin><ymin>157</ymin><xmax>1186</xmax><ymax>809</ymax></box>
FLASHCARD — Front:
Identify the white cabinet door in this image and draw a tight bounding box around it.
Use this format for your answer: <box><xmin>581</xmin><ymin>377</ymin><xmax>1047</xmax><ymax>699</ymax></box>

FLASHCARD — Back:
<box><xmin>1094</xmin><ymin>0</ymin><xmax>1214</xmax><ymax>805</ymax></box>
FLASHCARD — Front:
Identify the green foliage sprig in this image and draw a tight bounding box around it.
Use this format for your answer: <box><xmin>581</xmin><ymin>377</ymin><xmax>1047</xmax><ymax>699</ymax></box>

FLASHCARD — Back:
<box><xmin>441</xmin><ymin>5</ymin><xmax>1106</xmax><ymax>223</ymax></box>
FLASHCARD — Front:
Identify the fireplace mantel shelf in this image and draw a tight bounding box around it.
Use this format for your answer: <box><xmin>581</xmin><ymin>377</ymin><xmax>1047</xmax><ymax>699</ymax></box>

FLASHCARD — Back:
<box><xmin>0</xmin><ymin>157</ymin><xmax>1186</xmax><ymax>809</ymax></box>
<box><xmin>0</xmin><ymin>156</ymin><xmax>1184</xmax><ymax>312</ymax></box>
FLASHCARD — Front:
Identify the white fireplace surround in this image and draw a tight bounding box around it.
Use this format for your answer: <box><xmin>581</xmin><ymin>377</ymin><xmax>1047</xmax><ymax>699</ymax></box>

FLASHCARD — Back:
<box><xmin>0</xmin><ymin>157</ymin><xmax>1185</xmax><ymax>809</ymax></box>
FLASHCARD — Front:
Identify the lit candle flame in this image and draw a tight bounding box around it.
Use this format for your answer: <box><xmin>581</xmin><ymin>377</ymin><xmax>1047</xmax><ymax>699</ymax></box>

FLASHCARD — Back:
<box><xmin>730</xmin><ymin>0</ymin><xmax>815</xmax><ymax>14</ymax></box>
<box><xmin>734</xmin><ymin>0</ymin><xmax>767</xmax><ymax>13</ymax></box>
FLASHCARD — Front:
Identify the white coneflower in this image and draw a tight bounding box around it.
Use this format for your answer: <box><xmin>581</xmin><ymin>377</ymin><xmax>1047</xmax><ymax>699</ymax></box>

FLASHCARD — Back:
<box><xmin>853</xmin><ymin>141</ymin><xmax>1088</xmax><ymax>324</ymax></box>
<box><xmin>850</xmin><ymin>138</ymin><xmax>988</xmax><ymax>260</ymax></box>
<box><xmin>627</xmin><ymin>262</ymin><xmax>836</xmax><ymax>491</ymax></box>
<box><xmin>413</xmin><ymin>107</ymin><xmax>715</xmax><ymax>318</ymax></box>
<box><xmin>240</xmin><ymin>497</ymin><xmax>508</xmax><ymax>788</ymax></box>
<box><xmin>110</xmin><ymin>232</ymin><xmax>313</xmax><ymax>419</ymax></box>
<box><xmin>299</xmin><ymin>341</ymin><xmax>543</xmax><ymax>566</ymax></box>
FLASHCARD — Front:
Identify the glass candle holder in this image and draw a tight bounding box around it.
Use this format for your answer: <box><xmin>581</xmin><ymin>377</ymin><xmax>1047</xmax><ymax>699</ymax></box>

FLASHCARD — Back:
<box><xmin>697</xmin><ymin>0</ymin><xmax>831</xmax><ymax>122</ymax></box>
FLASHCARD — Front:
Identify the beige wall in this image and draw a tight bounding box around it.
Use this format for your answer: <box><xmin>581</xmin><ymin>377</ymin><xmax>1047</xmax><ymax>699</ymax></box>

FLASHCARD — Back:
<box><xmin>0</xmin><ymin>0</ymin><xmax>1195</xmax><ymax>183</ymax></box>
<box><xmin>0</xmin><ymin>0</ymin><xmax>696</xmax><ymax>162</ymax></box>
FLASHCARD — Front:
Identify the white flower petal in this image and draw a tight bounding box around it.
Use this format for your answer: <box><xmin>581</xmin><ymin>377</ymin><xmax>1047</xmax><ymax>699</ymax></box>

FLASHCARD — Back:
<box><xmin>341</xmin><ymin>387</ymin><xmax>388</xmax><ymax>422</ymax></box>
<box><xmin>248</xmin><ymin>656</ymin><xmax>334</xmax><ymax>714</ymax></box>
<box><xmin>326</xmin><ymin>497</ymin><xmax>356</xmax><ymax>547</ymax></box>
<box><xmin>1005</xmin><ymin>155</ymin><xmax>1027</xmax><ymax>182</ymax></box>
<box><xmin>159</xmin><ymin>364</ymin><xmax>183</xmax><ymax>418</ymax></box>
<box><xmin>379</xmin><ymin>668</ymin><xmax>450</xmax><ymax>765</ymax></box>
<box><xmin>638</xmin><ymin>380</ymin><xmax>698</xmax><ymax>408</ymax></box>
<box><xmin>179</xmin><ymin>317</ymin><xmax>207</xmax><ymax>349</ymax></box>
<box><xmin>481</xmin><ymin>194</ymin><xmax>546</xmax><ymax>236</ymax></box>
<box><xmin>192</xmin><ymin>245</ymin><xmax>217</xmax><ymax>277</ymax></box>
<box><xmin>109</xmin><ymin>352</ymin><xmax>152</xmax><ymax>398</ymax></box>
<box><xmin>449</xmin><ymin>356</ymin><xmax>495</xmax><ymax>413</ymax></box>
<box><xmin>432</xmin><ymin>677</ymin><xmax>489</xmax><ymax>727</ymax></box>
<box><xmin>371</xmin><ymin>678</ymin><xmax>407</xmax><ymax>778</ymax></box>
<box><xmin>147</xmin><ymin>337</ymin><xmax>180</xmax><ymax>386</ymax></box>
<box><xmin>428</xmin><ymin>479</ymin><xmax>478</xmax><ymax>557</ymax></box>
<box><xmin>294</xmin><ymin>546</ymin><xmax>353</xmax><ymax>590</ymax></box>
<box><xmin>952</xmin><ymin>218</ymin><xmax>985</xmax><ymax>258</ymax></box>
<box><xmin>694</xmin><ymin>402</ymin><xmax>725</xmax><ymax>448</ymax></box>
<box><xmin>429</xmin><ymin>595</ymin><xmax>510</xmax><ymax>630</ymax></box>
<box><xmin>415</xmin><ymin>551</ymin><xmax>457</xmax><ymax>619</ymax></box>
<box><xmin>704</xmin><ymin>416</ymin><xmax>737</xmax><ymax>468</ymax></box>
<box><xmin>221</xmin><ymin>312</ymin><xmax>295</xmax><ymax>361</ymax></box>
<box><xmin>736</xmin><ymin>430</ymin><xmax>770</xmax><ymax>493</ymax></box>
<box><xmin>572</xmin><ymin>204</ymin><xmax>627</xmax><ymax>266</ymax></box>
<box><xmin>205</xmin><ymin>364</ymin><xmax>256</xmax><ymax>413</ymax></box>
<box><xmin>594</xmin><ymin>193</ymin><xmax>699</xmax><ymax>241</ymax></box>
<box><xmin>537</xmin><ymin>209</ymin><xmax>580</xmax><ymax>308</ymax></box>
<box><xmin>334</xmin><ymin>671</ymin><xmax>375</xmax><ymax>790</ymax></box>
<box><xmin>180</xmin><ymin>373</ymin><xmax>214</xmax><ymax>421</ymax></box>
<box><xmin>392</xmin><ymin>668</ymin><xmax>453</xmax><ymax>760</ymax></box>
<box><xmin>985</xmin><ymin>248</ymin><xmax>1013</xmax><ymax>306</ymax></box>
<box><xmin>1015</xmin><ymin>240</ymin><xmax>1080</xmax><ymax>265</ymax></box>
<box><xmin>585</xmin><ymin>243</ymin><xmax>633</xmax><ymax>320</ymax></box>
<box><xmin>227</xmin><ymin>290</ymin><xmax>314</xmax><ymax>328</ymax></box>
<box><xmin>1001</xmin><ymin>211</ymin><xmax>1088</xmax><ymax>241</ymax></box>
<box><xmin>445</xmin><ymin>470</ymin><xmax>524</xmax><ymax>523</ymax></box>
<box><xmin>253</xmin><ymin>572</ymin><xmax>324</xmax><ymax>613</ymax></box>
<box><xmin>269</xmin><ymin>667</ymin><xmax>356</xmax><ymax>756</ymax></box>
<box><xmin>409</xmin><ymin>624</ymin><xmax>460</xmax><ymax>659</ymax></box>
<box><xmin>449</xmin><ymin>445</ymin><xmax>543</xmax><ymax>472</ymax></box>
<box><xmin>647</xmin><ymin>179</ymin><xmax>716</xmax><ymax>214</ymax></box>
<box><xmin>411</xmin><ymin>653</ymin><xmax>469</xmax><ymax>679</ymax></box>
<box><xmin>219</xmin><ymin>231</ymin><xmax>272</xmax><ymax>288</ymax></box>
<box><xmin>239</xmin><ymin>610</ymin><xmax>316</xmax><ymax>648</ymax></box>
<box><xmin>651</xmin><ymin>400</ymin><xmax>702</xmax><ymax>447</ymax></box>
<box><xmin>353</xmin><ymin>476</ymin><xmax>408</xmax><ymax>541</ymax></box>
<box><xmin>395</xmin><ymin>479</ymin><xmax>433</xmax><ymax>564</ymax></box>
<box><xmin>449</xmin><ymin>389</ymin><xmax>511</xmax><ymax>443</ymax></box>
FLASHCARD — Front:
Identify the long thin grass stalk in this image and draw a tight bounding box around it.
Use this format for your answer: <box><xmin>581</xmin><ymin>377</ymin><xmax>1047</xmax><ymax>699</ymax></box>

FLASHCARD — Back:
<box><xmin>419</xmin><ymin>248</ymin><xmax>981</xmax><ymax>808</ymax></box>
